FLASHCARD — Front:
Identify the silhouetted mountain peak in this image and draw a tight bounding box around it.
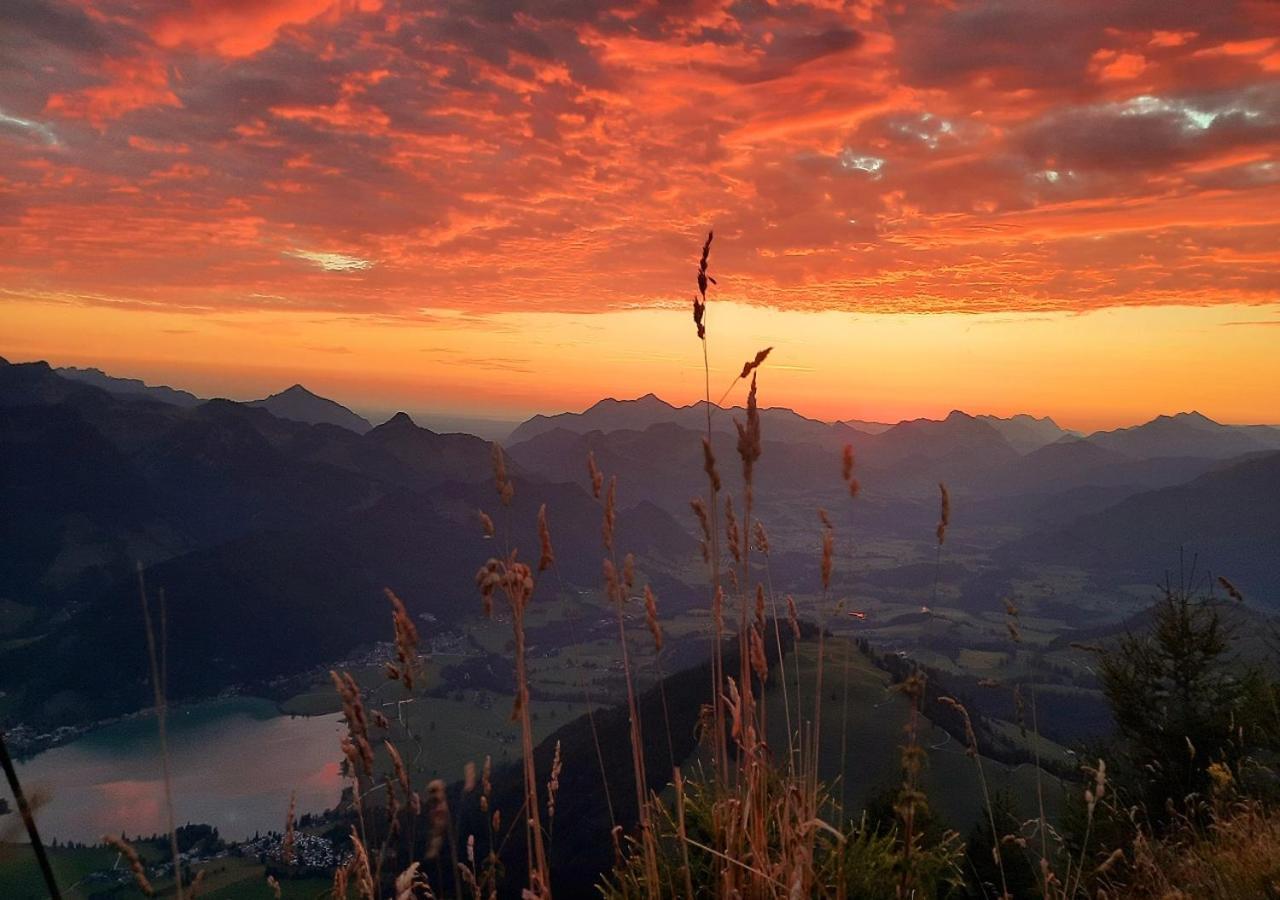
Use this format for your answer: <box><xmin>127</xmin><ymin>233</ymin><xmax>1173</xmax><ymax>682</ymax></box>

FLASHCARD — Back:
<box><xmin>375</xmin><ymin>411</ymin><xmax>420</xmax><ymax>431</ymax></box>
<box><xmin>584</xmin><ymin>393</ymin><xmax>674</xmax><ymax>414</ymax></box>
<box><xmin>1167</xmin><ymin>411</ymin><xmax>1218</xmax><ymax>428</ymax></box>
<box><xmin>1087</xmin><ymin>410</ymin><xmax>1279</xmax><ymax>459</ymax></box>
<box><xmin>248</xmin><ymin>384</ymin><xmax>372</xmax><ymax>434</ymax></box>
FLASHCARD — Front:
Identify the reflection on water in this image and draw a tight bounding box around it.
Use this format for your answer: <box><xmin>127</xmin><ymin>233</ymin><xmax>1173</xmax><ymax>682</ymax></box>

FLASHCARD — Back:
<box><xmin>8</xmin><ymin>698</ymin><xmax>345</xmax><ymax>843</ymax></box>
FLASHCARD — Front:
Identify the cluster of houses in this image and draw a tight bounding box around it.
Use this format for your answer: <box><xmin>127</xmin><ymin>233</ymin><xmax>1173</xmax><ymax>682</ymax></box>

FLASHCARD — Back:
<box><xmin>240</xmin><ymin>829</ymin><xmax>348</xmax><ymax>871</ymax></box>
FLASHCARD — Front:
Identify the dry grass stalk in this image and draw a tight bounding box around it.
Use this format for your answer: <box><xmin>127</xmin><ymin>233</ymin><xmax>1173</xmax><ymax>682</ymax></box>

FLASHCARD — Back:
<box><xmin>738</xmin><ymin>347</ymin><xmax>772</xmax><ymax>379</ymax></box>
<box><xmin>701</xmin><ymin>437</ymin><xmax>721</xmax><ymax>493</ymax></box>
<box><xmin>266</xmin><ymin>874</ymin><xmax>282</xmax><ymax>899</ymax></box>
<box><xmin>1217</xmin><ymin>575</ymin><xmax>1243</xmax><ymax>602</ymax></box>
<box><xmin>104</xmin><ymin>834</ymin><xmax>153</xmax><ymax>896</ymax></box>
<box><xmin>386</xmin><ymin>740</ymin><xmax>411</xmax><ymax>802</ymax></box>
<box><xmin>842</xmin><ymin>443</ymin><xmax>860</xmax><ymax>497</ymax></box>
<box><xmin>587</xmin><ymin>450</ymin><xmax>604</xmax><ymax>498</ymax></box>
<box><xmin>349</xmin><ymin>827</ymin><xmax>375</xmax><ymax>899</ymax></box>
<box><xmin>546</xmin><ymin>740</ymin><xmax>563</xmax><ymax>822</ymax></box>
<box><xmin>734</xmin><ymin>372</ymin><xmax>762</xmax><ymax>491</ymax></box>
<box><xmin>936</xmin><ymin>482</ymin><xmax>950</xmax><ymax>546</ymax></box>
<box><xmin>331</xmin><ymin>669</ymin><xmax>374</xmax><ymax>779</ymax></box>
<box><xmin>492</xmin><ymin>445</ymin><xmax>514</xmax><ymax>506</ymax></box>
<box><xmin>602</xmin><ymin>476</ymin><xmax>617</xmax><ymax>552</ymax></box>
<box><xmin>473</xmin><ymin>546</ymin><xmax>549</xmax><ymax>889</ymax></box>
<box><xmin>725</xmin><ymin>495</ymin><xmax>741</xmax><ymax>564</ymax></box>
<box><xmin>537</xmin><ymin>504</ymin><xmax>555</xmax><ymax>572</ymax></box>
<box><xmin>752</xmin><ymin>519</ymin><xmax>769</xmax><ymax>555</ymax></box>
<box><xmin>478</xmin><ymin>510</ymin><xmax>495</xmax><ymax>538</ymax></box>
<box><xmin>939</xmin><ymin>695</ymin><xmax>1009</xmax><ymax>899</ymax></box>
<box><xmin>786</xmin><ymin>595</ymin><xmax>801</xmax><ymax>639</ymax></box>
<box><xmin>692</xmin><ymin>230</ymin><xmax>714</xmax><ymax>340</ymax></box>
<box><xmin>749</xmin><ymin>624</ymin><xmax>768</xmax><ymax>683</ymax></box>
<box><xmin>135</xmin><ymin>571</ymin><xmax>184</xmax><ymax>900</ymax></box>
<box><xmin>820</xmin><ymin>512</ymin><xmax>834</xmax><ymax>591</ymax></box>
<box><xmin>895</xmin><ymin>671</ymin><xmax>929</xmax><ymax>897</ymax></box>
<box><xmin>394</xmin><ymin>862</ymin><xmax>430</xmax><ymax>900</ymax></box>
<box><xmin>385</xmin><ymin>588</ymin><xmax>421</xmax><ymax>690</ymax></box>
<box><xmin>690</xmin><ymin>497</ymin><xmax>712</xmax><ymax>563</ymax></box>
<box><xmin>332</xmin><ymin>860</ymin><xmax>350</xmax><ymax>899</ymax></box>
<box><xmin>644</xmin><ymin>585</ymin><xmax>663</xmax><ymax>652</ymax></box>
<box><xmin>283</xmin><ymin>789</ymin><xmax>297</xmax><ymax>866</ymax></box>
<box><xmin>425</xmin><ymin>778</ymin><xmax>449</xmax><ymax>860</ymax></box>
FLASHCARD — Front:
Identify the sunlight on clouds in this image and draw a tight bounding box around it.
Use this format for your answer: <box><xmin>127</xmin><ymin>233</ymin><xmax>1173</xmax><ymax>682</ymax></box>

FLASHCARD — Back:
<box><xmin>285</xmin><ymin>249</ymin><xmax>374</xmax><ymax>272</ymax></box>
<box><xmin>0</xmin><ymin>109</ymin><xmax>59</xmax><ymax>146</ymax></box>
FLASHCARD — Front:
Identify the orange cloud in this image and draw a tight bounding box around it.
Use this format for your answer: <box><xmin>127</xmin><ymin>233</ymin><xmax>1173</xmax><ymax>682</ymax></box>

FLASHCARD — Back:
<box><xmin>45</xmin><ymin>56</ymin><xmax>180</xmax><ymax>125</ymax></box>
<box><xmin>1090</xmin><ymin>49</ymin><xmax>1148</xmax><ymax>81</ymax></box>
<box><xmin>151</xmin><ymin>0</ymin><xmax>383</xmax><ymax>58</ymax></box>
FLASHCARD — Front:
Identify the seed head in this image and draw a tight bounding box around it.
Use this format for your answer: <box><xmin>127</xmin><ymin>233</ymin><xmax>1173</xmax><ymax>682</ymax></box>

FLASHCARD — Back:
<box><xmin>936</xmin><ymin>482</ymin><xmax>950</xmax><ymax>545</ymax></box>
<box><xmin>752</xmin><ymin>519</ymin><xmax>769</xmax><ymax>555</ymax></box>
<box><xmin>644</xmin><ymin>585</ymin><xmax>663</xmax><ymax>652</ymax></box>
<box><xmin>738</xmin><ymin>346</ymin><xmax>772</xmax><ymax>380</ymax></box>
<box><xmin>587</xmin><ymin>450</ymin><xmax>603</xmax><ymax>498</ymax></box>
<box><xmin>734</xmin><ymin>373</ymin><xmax>762</xmax><ymax>487</ymax></box>
<box><xmin>602</xmin><ymin>475</ymin><xmax>617</xmax><ymax>551</ymax></box>
<box><xmin>750</xmin><ymin>624</ymin><xmax>768</xmax><ymax>683</ymax></box>
<box><xmin>701</xmin><ymin>436</ymin><xmax>721</xmax><ymax>493</ymax></box>
<box><xmin>786</xmin><ymin>595</ymin><xmax>800</xmax><ymax>638</ymax></box>
<box><xmin>537</xmin><ymin>503</ymin><xmax>555</xmax><ymax>572</ymax></box>
<box><xmin>725</xmin><ymin>495</ymin><xmax>741</xmax><ymax>563</ymax></box>
<box><xmin>546</xmin><ymin>740</ymin><xmax>563</xmax><ymax>820</ymax></box>
<box><xmin>492</xmin><ymin>444</ymin><xmax>514</xmax><ymax>506</ymax></box>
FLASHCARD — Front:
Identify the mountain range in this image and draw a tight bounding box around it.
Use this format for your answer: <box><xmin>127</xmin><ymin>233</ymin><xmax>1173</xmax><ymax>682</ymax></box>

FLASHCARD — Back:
<box><xmin>4</xmin><ymin>357</ymin><xmax>1278</xmax><ymax>729</ymax></box>
<box><xmin>0</xmin><ymin>358</ymin><xmax>694</xmax><ymax>725</ymax></box>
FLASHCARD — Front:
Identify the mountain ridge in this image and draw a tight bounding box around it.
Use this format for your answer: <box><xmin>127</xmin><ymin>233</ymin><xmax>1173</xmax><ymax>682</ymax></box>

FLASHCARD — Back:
<box><xmin>248</xmin><ymin>383</ymin><xmax>374</xmax><ymax>434</ymax></box>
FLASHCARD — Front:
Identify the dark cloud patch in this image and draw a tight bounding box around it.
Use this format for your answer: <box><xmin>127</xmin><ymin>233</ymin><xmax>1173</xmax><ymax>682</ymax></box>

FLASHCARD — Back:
<box><xmin>1</xmin><ymin>0</ymin><xmax>107</xmax><ymax>53</ymax></box>
<box><xmin>892</xmin><ymin>0</ymin><xmax>1271</xmax><ymax>93</ymax></box>
<box><xmin>717</xmin><ymin>26</ymin><xmax>863</xmax><ymax>84</ymax></box>
<box><xmin>1020</xmin><ymin>87</ymin><xmax>1280</xmax><ymax>173</ymax></box>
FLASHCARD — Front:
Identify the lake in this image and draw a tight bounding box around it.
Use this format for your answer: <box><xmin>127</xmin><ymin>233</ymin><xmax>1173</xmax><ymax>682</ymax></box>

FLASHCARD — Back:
<box><xmin>8</xmin><ymin>698</ymin><xmax>346</xmax><ymax>844</ymax></box>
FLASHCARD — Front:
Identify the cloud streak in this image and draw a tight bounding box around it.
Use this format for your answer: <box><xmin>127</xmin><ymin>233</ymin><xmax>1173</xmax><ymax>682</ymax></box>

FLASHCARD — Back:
<box><xmin>286</xmin><ymin>249</ymin><xmax>375</xmax><ymax>272</ymax></box>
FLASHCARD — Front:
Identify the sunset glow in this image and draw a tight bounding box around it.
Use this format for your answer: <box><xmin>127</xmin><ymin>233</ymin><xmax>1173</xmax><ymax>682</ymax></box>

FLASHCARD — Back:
<box><xmin>3</xmin><ymin>0</ymin><xmax>1279</xmax><ymax>426</ymax></box>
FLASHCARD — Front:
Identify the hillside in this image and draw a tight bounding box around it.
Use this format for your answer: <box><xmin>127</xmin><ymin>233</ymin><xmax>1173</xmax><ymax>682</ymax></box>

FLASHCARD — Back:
<box><xmin>1003</xmin><ymin>451</ymin><xmax>1280</xmax><ymax>601</ymax></box>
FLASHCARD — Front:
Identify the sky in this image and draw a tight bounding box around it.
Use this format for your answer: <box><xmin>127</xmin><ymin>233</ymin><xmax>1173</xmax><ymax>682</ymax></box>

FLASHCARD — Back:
<box><xmin>1</xmin><ymin>0</ymin><xmax>1278</xmax><ymax>431</ymax></box>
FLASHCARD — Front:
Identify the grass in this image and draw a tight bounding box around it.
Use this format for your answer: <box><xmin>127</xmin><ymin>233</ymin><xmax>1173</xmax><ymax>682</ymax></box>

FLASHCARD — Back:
<box><xmin>0</xmin><ymin>843</ymin><xmax>120</xmax><ymax>899</ymax></box>
<box><xmin>0</xmin><ymin>846</ymin><xmax>334</xmax><ymax>899</ymax></box>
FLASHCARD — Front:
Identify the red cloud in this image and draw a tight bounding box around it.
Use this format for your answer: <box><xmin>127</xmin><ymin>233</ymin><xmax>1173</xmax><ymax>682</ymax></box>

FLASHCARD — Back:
<box><xmin>45</xmin><ymin>55</ymin><xmax>180</xmax><ymax>125</ymax></box>
<box><xmin>151</xmin><ymin>0</ymin><xmax>383</xmax><ymax>58</ymax></box>
<box><xmin>3</xmin><ymin>0</ymin><xmax>1279</xmax><ymax>318</ymax></box>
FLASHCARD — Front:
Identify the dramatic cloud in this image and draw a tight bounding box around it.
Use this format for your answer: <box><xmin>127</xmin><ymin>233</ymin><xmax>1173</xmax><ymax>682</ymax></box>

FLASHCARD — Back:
<box><xmin>1</xmin><ymin>0</ymin><xmax>1278</xmax><ymax>317</ymax></box>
